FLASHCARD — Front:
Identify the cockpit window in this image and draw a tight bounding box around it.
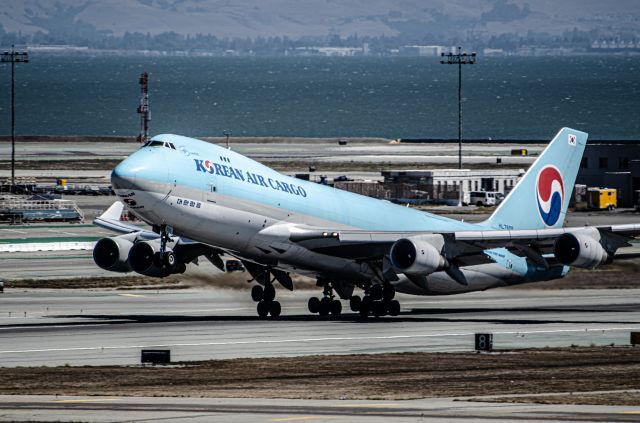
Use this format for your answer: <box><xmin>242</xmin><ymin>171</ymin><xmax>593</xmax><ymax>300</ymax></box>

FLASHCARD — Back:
<box><xmin>143</xmin><ymin>140</ymin><xmax>176</xmax><ymax>149</ymax></box>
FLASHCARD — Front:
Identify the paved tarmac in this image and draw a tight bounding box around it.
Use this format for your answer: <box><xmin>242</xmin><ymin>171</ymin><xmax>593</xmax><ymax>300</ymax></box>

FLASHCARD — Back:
<box><xmin>1</xmin><ymin>288</ymin><xmax>639</xmax><ymax>367</ymax></box>
<box><xmin>2</xmin><ymin>393</ymin><xmax>640</xmax><ymax>422</ymax></box>
<box><xmin>0</xmin><ymin>140</ymin><xmax>544</xmax><ymax>163</ymax></box>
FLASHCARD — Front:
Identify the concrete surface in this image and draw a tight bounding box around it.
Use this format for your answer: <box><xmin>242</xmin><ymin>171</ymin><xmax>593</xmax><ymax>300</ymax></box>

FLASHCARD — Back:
<box><xmin>1</xmin><ymin>393</ymin><xmax>639</xmax><ymax>422</ymax></box>
<box><xmin>1</xmin><ymin>288</ymin><xmax>639</xmax><ymax>367</ymax></box>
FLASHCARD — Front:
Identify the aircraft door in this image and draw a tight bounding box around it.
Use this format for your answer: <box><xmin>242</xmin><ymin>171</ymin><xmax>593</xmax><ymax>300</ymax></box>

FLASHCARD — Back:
<box><xmin>204</xmin><ymin>172</ymin><xmax>217</xmax><ymax>203</ymax></box>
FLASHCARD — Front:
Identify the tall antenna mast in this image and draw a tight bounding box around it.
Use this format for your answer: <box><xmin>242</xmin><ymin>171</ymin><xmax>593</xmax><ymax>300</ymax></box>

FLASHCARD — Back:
<box><xmin>136</xmin><ymin>72</ymin><xmax>150</xmax><ymax>143</ymax></box>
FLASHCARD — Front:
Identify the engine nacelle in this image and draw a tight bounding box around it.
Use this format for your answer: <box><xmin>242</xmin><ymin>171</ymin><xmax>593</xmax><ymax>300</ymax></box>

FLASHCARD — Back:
<box><xmin>93</xmin><ymin>237</ymin><xmax>133</xmax><ymax>273</ymax></box>
<box><xmin>390</xmin><ymin>236</ymin><xmax>446</xmax><ymax>275</ymax></box>
<box><xmin>127</xmin><ymin>240</ymin><xmax>174</xmax><ymax>277</ymax></box>
<box><xmin>553</xmin><ymin>233</ymin><xmax>609</xmax><ymax>269</ymax></box>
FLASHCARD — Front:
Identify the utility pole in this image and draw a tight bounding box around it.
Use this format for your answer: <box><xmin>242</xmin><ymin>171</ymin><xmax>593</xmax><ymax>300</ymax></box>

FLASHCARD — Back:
<box><xmin>1</xmin><ymin>45</ymin><xmax>29</xmax><ymax>193</ymax></box>
<box><xmin>440</xmin><ymin>47</ymin><xmax>476</xmax><ymax>170</ymax></box>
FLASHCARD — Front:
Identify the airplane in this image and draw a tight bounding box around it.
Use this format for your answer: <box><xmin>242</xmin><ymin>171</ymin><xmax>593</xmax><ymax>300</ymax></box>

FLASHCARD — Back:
<box><xmin>93</xmin><ymin>128</ymin><xmax>640</xmax><ymax>318</ymax></box>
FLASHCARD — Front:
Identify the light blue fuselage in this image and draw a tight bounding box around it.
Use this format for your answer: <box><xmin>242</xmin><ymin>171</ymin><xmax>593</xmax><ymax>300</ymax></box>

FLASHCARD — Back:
<box><xmin>111</xmin><ymin>134</ymin><xmax>567</xmax><ymax>295</ymax></box>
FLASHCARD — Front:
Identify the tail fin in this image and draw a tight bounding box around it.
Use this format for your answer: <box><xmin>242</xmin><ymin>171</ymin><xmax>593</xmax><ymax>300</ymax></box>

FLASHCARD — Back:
<box><xmin>483</xmin><ymin>127</ymin><xmax>588</xmax><ymax>230</ymax></box>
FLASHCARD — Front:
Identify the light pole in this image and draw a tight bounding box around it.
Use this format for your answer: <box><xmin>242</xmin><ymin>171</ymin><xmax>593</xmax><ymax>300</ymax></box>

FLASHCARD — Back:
<box><xmin>1</xmin><ymin>45</ymin><xmax>29</xmax><ymax>193</ymax></box>
<box><xmin>223</xmin><ymin>129</ymin><xmax>232</xmax><ymax>149</ymax></box>
<box><xmin>440</xmin><ymin>47</ymin><xmax>476</xmax><ymax>170</ymax></box>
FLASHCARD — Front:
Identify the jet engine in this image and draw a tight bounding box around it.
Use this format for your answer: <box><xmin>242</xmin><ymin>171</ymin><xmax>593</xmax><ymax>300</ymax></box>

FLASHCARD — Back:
<box><xmin>128</xmin><ymin>240</ymin><xmax>184</xmax><ymax>277</ymax></box>
<box><xmin>390</xmin><ymin>236</ymin><xmax>446</xmax><ymax>275</ymax></box>
<box><xmin>93</xmin><ymin>237</ymin><xmax>133</xmax><ymax>272</ymax></box>
<box><xmin>553</xmin><ymin>232</ymin><xmax>609</xmax><ymax>269</ymax></box>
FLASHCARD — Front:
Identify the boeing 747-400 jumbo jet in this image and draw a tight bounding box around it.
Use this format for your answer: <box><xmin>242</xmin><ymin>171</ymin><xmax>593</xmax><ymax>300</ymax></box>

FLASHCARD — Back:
<box><xmin>93</xmin><ymin>128</ymin><xmax>640</xmax><ymax>317</ymax></box>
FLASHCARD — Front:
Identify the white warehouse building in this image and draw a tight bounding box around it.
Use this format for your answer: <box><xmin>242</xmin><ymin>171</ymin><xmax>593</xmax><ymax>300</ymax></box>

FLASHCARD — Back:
<box><xmin>381</xmin><ymin>168</ymin><xmax>526</xmax><ymax>202</ymax></box>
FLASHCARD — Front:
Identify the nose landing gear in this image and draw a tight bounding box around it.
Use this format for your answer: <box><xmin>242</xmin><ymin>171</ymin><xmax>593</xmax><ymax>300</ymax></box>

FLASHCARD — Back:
<box><xmin>152</xmin><ymin>224</ymin><xmax>186</xmax><ymax>274</ymax></box>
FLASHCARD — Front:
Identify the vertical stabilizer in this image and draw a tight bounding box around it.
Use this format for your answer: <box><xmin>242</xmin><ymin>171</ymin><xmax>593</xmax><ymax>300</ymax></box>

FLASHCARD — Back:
<box><xmin>482</xmin><ymin>127</ymin><xmax>588</xmax><ymax>230</ymax></box>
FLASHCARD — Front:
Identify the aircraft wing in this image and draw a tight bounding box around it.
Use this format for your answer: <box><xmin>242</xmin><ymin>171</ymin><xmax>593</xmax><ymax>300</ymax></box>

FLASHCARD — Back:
<box><xmin>93</xmin><ymin>201</ymin><xmax>154</xmax><ymax>235</ymax></box>
<box><xmin>93</xmin><ymin>201</ymin><xmax>227</xmax><ymax>271</ymax></box>
<box><xmin>287</xmin><ymin>224</ymin><xmax>640</xmax><ymax>265</ymax></box>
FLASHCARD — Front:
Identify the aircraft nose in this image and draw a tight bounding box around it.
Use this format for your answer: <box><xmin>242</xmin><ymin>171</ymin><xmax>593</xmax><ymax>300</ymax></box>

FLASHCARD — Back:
<box><xmin>111</xmin><ymin>158</ymin><xmax>138</xmax><ymax>190</ymax></box>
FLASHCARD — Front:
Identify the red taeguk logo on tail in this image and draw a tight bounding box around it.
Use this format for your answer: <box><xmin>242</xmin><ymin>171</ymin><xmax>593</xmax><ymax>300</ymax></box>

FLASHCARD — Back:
<box><xmin>536</xmin><ymin>165</ymin><xmax>564</xmax><ymax>227</ymax></box>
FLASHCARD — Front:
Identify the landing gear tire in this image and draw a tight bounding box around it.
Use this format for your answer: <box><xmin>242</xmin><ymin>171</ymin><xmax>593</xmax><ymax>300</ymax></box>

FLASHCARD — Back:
<box><xmin>153</xmin><ymin>252</ymin><xmax>163</xmax><ymax>268</ymax></box>
<box><xmin>372</xmin><ymin>300</ymin><xmax>386</xmax><ymax>318</ymax></box>
<box><xmin>251</xmin><ymin>285</ymin><xmax>264</xmax><ymax>302</ymax></box>
<box><xmin>359</xmin><ymin>296</ymin><xmax>372</xmax><ymax>318</ymax></box>
<box><xmin>349</xmin><ymin>295</ymin><xmax>362</xmax><ymax>312</ymax></box>
<box><xmin>318</xmin><ymin>297</ymin><xmax>331</xmax><ymax>316</ymax></box>
<box><xmin>257</xmin><ymin>301</ymin><xmax>269</xmax><ymax>318</ymax></box>
<box><xmin>163</xmin><ymin>251</ymin><xmax>176</xmax><ymax>267</ymax></box>
<box><xmin>308</xmin><ymin>297</ymin><xmax>320</xmax><ymax>313</ymax></box>
<box><xmin>330</xmin><ymin>300</ymin><xmax>342</xmax><ymax>316</ymax></box>
<box><xmin>370</xmin><ymin>284</ymin><xmax>383</xmax><ymax>301</ymax></box>
<box><xmin>177</xmin><ymin>262</ymin><xmax>187</xmax><ymax>274</ymax></box>
<box><xmin>383</xmin><ymin>285</ymin><xmax>395</xmax><ymax>301</ymax></box>
<box><xmin>269</xmin><ymin>301</ymin><xmax>281</xmax><ymax>318</ymax></box>
<box><xmin>388</xmin><ymin>300</ymin><xmax>401</xmax><ymax>316</ymax></box>
<box><xmin>263</xmin><ymin>284</ymin><xmax>276</xmax><ymax>302</ymax></box>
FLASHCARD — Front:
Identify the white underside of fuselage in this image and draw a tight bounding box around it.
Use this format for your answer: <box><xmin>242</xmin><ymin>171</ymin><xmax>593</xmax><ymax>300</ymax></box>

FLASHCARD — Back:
<box><xmin>116</xmin><ymin>182</ymin><xmax>529</xmax><ymax>296</ymax></box>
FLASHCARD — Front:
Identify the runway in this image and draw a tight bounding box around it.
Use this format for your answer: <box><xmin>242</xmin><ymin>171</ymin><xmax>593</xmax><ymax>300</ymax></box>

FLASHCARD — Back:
<box><xmin>1</xmin><ymin>288</ymin><xmax>639</xmax><ymax>367</ymax></box>
<box><xmin>2</xmin><ymin>394</ymin><xmax>640</xmax><ymax>422</ymax></box>
<box><xmin>0</xmin><ymin>139</ymin><xmax>543</xmax><ymax>164</ymax></box>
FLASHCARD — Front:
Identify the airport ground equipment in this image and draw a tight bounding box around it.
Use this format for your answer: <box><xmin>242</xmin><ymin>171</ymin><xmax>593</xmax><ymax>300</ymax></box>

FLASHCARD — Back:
<box><xmin>0</xmin><ymin>195</ymin><xmax>83</xmax><ymax>223</ymax></box>
<box><xmin>587</xmin><ymin>188</ymin><xmax>617</xmax><ymax>210</ymax></box>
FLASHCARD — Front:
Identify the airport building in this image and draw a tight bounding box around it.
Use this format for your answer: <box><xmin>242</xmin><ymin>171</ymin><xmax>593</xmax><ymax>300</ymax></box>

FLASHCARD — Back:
<box><xmin>578</xmin><ymin>141</ymin><xmax>640</xmax><ymax>207</ymax></box>
<box><xmin>380</xmin><ymin>169</ymin><xmax>524</xmax><ymax>204</ymax></box>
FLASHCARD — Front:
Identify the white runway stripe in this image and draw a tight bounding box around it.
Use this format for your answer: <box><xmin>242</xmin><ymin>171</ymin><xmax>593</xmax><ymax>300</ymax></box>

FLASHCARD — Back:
<box><xmin>1</xmin><ymin>326</ymin><xmax>639</xmax><ymax>355</ymax></box>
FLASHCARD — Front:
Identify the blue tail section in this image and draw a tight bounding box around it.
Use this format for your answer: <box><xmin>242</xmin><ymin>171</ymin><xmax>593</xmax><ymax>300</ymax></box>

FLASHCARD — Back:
<box><xmin>482</xmin><ymin>127</ymin><xmax>588</xmax><ymax>230</ymax></box>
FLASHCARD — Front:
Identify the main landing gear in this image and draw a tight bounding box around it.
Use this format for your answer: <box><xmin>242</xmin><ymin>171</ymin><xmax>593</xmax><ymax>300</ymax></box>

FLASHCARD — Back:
<box><xmin>308</xmin><ymin>282</ymin><xmax>342</xmax><ymax>316</ymax></box>
<box><xmin>306</xmin><ymin>280</ymin><xmax>401</xmax><ymax>318</ymax></box>
<box><xmin>350</xmin><ymin>284</ymin><xmax>400</xmax><ymax>318</ymax></box>
<box><xmin>250</xmin><ymin>282</ymin><xmax>281</xmax><ymax>318</ymax></box>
